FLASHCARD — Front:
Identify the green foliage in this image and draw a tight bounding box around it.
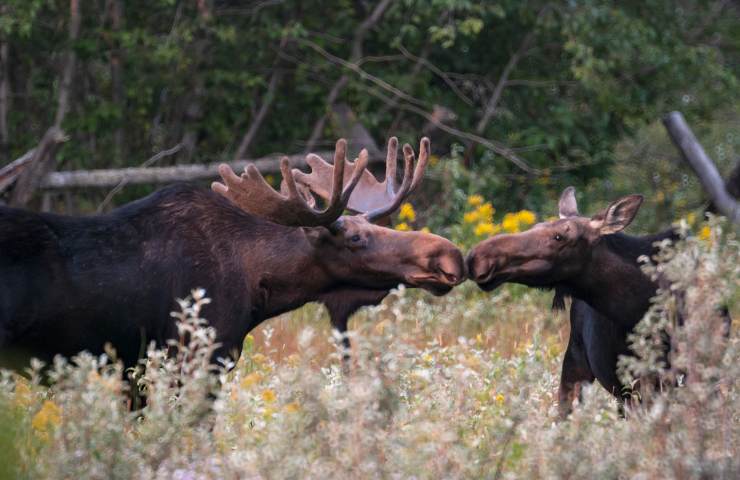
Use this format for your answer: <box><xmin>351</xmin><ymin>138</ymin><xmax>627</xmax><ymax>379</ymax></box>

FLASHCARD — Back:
<box><xmin>1</xmin><ymin>1</ymin><xmax>737</xmax><ymax>211</ymax></box>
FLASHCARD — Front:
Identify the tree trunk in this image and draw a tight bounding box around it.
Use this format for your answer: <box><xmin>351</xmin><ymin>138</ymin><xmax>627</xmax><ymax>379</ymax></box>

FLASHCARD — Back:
<box><xmin>9</xmin><ymin>0</ymin><xmax>80</xmax><ymax>207</ymax></box>
<box><xmin>110</xmin><ymin>0</ymin><xmax>125</xmax><ymax>165</ymax></box>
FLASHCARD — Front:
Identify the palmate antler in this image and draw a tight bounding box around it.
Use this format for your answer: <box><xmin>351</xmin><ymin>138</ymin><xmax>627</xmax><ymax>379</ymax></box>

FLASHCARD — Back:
<box><xmin>212</xmin><ymin>139</ymin><xmax>368</xmax><ymax>226</ymax></box>
<box><xmin>292</xmin><ymin>137</ymin><xmax>430</xmax><ymax>222</ymax></box>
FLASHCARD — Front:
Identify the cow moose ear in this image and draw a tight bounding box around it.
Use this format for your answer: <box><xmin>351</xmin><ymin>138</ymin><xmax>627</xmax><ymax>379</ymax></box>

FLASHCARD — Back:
<box><xmin>558</xmin><ymin>186</ymin><xmax>579</xmax><ymax>219</ymax></box>
<box><xmin>590</xmin><ymin>195</ymin><xmax>643</xmax><ymax>235</ymax></box>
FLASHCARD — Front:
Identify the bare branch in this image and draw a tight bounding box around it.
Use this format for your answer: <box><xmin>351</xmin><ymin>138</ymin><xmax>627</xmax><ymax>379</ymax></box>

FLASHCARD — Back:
<box><xmin>663</xmin><ymin>111</ymin><xmax>740</xmax><ymax>224</ymax></box>
<box><xmin>9</xmin><ymin>128</ymin><xmax>68</xmax><ymax>205</ymax></box>
<box><xmin>357</xmin><ymin>84</ymin><xmax>538</xmax><ymax>173</ymax></box>
<box><xmin>97</xmin><ymin>143</ymin><xmax>183</xmax><ymax>212</ymax></box>
<box><xmin>475</xmin><ymin>29</ymin><xmax>537</xmax><ymax>135</ymax></box>
<box><xmin>303</xmin><ymin>0</ymin><xmax>394</xmax><ymax>152</ymax></box>
<box><xmin>398</xmin><ymin>44</ymin><xmax>473</xmax><ymax>106</ymax></box>
<box><xmin>0</xmin><ymin>148</ymin><xmax>36</xmax><ymax>193</ymax></box>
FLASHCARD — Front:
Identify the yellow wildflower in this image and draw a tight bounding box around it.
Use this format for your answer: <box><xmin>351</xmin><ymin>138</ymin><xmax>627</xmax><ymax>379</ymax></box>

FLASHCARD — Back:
<box><xmin>517</xmin><ymin>210</ymin><xmax>536</xmax><ymax>226</ymax></box>
<box><xmin>420</xmin><ymin>226</ymin><xmax>431</xmax><ymax>233</ymax></box>
<box><xmin>261</xmin><ymin>389</ymin><xmax>277</xmax><ymax>403</ymax></box>
<box><xmin>241</xmin><ymin>372</ymin><xmax>263</xmax><ymax>389</ymax></box>
<box><xmin>495</xmin><ymin>393</ymin><xmax>505</xmax><ymax>406</ymax></box>
<box><xmin>501</xmin><ymin>213</ymin><xmax>520</xmax><ymax>233</ymax></box>
<box><xmin>686</xmin><ymin>212</ymin><xmax>696</xmax><ymax>225</ymax></box>
<box><xmin>467</xmin><ymin>194</ymin><xmax>484</xmax><ymax>207</ymax></box>
<box><xmin>399</xmin><ymin>202</ymin><xmax>416</xmax><ymax>222</ymax></box>
<box><xmin>262</xmin><ymin>407</ymin><xmax>276</xmax><ymax>419</ymax></box>
<box><xmin>698</xmin><ymin>225</ymin><xmax>711</xmax><ymax>242</ymax></box>
<box><xmin>476</xmin><ymin>203</ymin><xmax>495</xmax><ymax>222</ymax></box>
<box><xmin>474</xmin><ymin>222</ymin><xmax>496</xmax><ymax>237</ymax></box>
<box><xmin>463</xmin><ymin>211</ymin><xmax>479</xmax><ymax>224</ymax></box>
<box><xmin>395</xmin><ymin>222</ymin><xmax>411</xmax><ymax>231</ymax></box>
<box><xmin>32</xmin><ymin>400</ymin><xmax>62</xmax><ymax>432</ymax></box>
<box><xmin>284</xmin><ymin>402</ymin><xmax>300</xmax><ymax>413</ymax></box>
<box><xmin>429</xmin><ymin>154</ymin><xmax>440</xmax><ymax>166</ymax></box>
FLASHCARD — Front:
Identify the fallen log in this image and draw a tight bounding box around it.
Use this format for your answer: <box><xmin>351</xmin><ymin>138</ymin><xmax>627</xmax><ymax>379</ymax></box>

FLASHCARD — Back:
<box><xmin>39</xmin><ymin>150</ymin><xmax>384</xmax><ymax>190</ymax></box>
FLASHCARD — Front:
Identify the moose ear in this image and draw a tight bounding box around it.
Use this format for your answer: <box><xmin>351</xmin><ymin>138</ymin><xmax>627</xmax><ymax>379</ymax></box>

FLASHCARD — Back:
<box><xmin>558</xmin><ymin>186</ymin><xmax>579</xmax><ymax>218</ymax></box>
<box><xmin>590</xmin><ymin>195</ymin><xmax>643</xmax><ymax>235</ymax></box>
<box><xmin>302</xmin><ymin>226</ymin><xmax>334</xmax><ymax>247</ymax></box>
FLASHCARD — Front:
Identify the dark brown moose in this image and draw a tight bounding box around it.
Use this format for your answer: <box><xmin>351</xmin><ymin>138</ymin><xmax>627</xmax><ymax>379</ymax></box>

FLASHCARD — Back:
<box><xmin>467</xmin><ymin>187</ymin><xmax>684</xmax><ymax>416</ymax></box>
<box><xmin>0</xmin><ymin>137</ymin><xmax>464</xmax><ymax>370</ymax></box>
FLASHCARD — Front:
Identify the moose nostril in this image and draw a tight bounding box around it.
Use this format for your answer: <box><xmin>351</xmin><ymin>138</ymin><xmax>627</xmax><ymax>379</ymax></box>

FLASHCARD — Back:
<box><xmin>467</xmin><ymin>255</ymin><xmax>493</xmax><ymax>282</ymax></box>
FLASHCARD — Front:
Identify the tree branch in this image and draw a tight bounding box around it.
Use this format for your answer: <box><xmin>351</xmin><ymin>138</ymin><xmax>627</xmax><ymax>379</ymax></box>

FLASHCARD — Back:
<box><xmin>234</xmin><ymin>36</ymin><xmax>289</xmax><ymax>160</ymax></box>
<box><xmin>663</xmin><ymin>111</ymin><xmax>739</xmax><ymax>224</ymax></box>
<box><xmin>303</xmin><ymin>0</ymin><xmax>394</xmax><ymax>152</ymax></box>
<box><xmin>358</xmin><ymin>84</ymin><xmax>538</xmax><ymax>173</ymax></box>
<box><xmin>97</xmin><ymin>143</ymin><xmax>183</xmax><ymax>212</ymax></box>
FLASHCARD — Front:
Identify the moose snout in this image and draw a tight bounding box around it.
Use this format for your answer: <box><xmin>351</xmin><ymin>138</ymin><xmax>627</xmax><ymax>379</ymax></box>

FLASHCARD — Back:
<box><xmin>435</xmin><ymin>248</ymin><xmax>466</xmax><ymax>285</ymax></box>
<box><xmin>466</xmin><ymin>249</ymin><xmax>494</xmax><ymax>284</ymax></box>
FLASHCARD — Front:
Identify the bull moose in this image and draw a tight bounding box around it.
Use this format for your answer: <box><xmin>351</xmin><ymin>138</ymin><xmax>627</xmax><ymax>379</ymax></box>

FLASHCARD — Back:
<box><xmin>0</xmin><ymin>137</ymin><xmax>465</xmax><ymax>370</ymax></box>
<box><xmin>466</xmin><ymin>187</ymin><xmax>728</xmax><ymax>416</ymax></box>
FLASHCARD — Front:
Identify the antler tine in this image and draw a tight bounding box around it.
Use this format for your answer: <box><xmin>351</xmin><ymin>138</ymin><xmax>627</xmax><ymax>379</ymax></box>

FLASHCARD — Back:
<box><xmin>307</xmin><ymin>139</ymin><xmax>350</xmax><ymax>223</ymax></box>
<box><xmin>212</xmin><ymin>138</ymin><xmax>365</xmax><ymax>226</ymax></box>
<box><xmin>340</xmin><ymin>148</ymin><xmax>369</xmax><ymax>205</ymax></box>
<box><xmin>384</xmin><ymin>137</ymin><xmax>399</xmax><ymax>194</ymax></box>
<box><xmin>364</xmin><ymin>142</ymin><xmax>415</xmax><ymax>222</ymax></box>
<box><xmin>409</xmin><ymin>137</ymin><xmax>430</xmax><ymax>193</ymax></box>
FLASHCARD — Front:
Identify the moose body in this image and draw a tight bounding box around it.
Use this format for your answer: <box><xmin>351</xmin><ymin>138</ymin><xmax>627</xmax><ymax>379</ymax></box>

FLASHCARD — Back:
<box><xmin>552</xmin><ymin>228</ymin><xmax>678</xmax><ymax>411</ymax></box>
<box><xmin>1</xmin><ymin>138</ymin><xmax>465</xmax><ymax>369</ymax></box>
<box><xmin>467</xmin><ymin>187</ymin><xmax>726</xmax><ymax>415</ymax></box>
<box><xmin>1</xmin><ymin>185</ymin><xmax>261</xmax><ymax>366</ymax></box>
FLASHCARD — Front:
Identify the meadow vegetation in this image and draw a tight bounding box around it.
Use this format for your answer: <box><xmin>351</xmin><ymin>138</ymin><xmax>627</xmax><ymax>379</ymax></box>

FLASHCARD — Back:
<box><xmin>1</xmin><ymin>218</ymin><xmax>737</xmax><ymax>479</ymax></box>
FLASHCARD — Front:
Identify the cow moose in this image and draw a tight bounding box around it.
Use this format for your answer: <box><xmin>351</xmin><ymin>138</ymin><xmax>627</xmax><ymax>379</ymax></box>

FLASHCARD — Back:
<box><xmin>0</xmin><ymin>137</ymin><xmax>465</xmax><ymax>371</ymax></box>
<box><xmin>466</xmin><ymin>187</ymin><xmax>726</xmax><ymax>416</ymax></box>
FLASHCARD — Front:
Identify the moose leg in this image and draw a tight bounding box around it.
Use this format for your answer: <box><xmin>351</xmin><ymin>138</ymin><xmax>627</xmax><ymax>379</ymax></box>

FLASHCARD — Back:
<box><xmin>559</xmin><ymin>302</ymin><xmax>596</xmax><ymax>419</ymax></box>
<box><xmin>320</xmin><ymin>288</ymin><xmax>389</xmax><ymax>372</ymax></box>
<box><xmin>559</xmin><ymin>342</ymin><xmax>595</xmax><ymax>419</ymax></box>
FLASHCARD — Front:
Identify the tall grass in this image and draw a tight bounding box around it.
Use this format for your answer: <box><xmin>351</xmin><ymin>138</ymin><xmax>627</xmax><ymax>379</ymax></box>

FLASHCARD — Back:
<box><xmin>1</xmin><ymin>222</ymin><xmax>737</xmax><ymax>479</ymax></box>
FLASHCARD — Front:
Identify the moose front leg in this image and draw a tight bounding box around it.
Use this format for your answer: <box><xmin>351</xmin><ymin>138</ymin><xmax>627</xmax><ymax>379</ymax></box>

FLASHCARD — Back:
<box><xmin>320</xmin><ymin>288</ymin><xmax>389</xmax><ymax>371</ymax></box>
<box><xmin>558</xmin><ymin>333</ymin><xmax>595</xmax><ymax>419</ymax></box>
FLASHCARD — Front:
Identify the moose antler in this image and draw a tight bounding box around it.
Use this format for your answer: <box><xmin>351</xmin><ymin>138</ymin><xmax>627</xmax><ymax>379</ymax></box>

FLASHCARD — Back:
<box><xmin>292</xmin><ymin>137</ymin><xmax>430</xmax><ymax>223</ymax></box>
<box><xmin>212</xmin><ymin>139</ymin><xmax>368</xmax><ymax>226</ymax></box>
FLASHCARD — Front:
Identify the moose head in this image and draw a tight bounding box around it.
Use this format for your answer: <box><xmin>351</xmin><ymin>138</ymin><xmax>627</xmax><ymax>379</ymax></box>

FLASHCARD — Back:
<box><xmin>212</xmin><ymin>137</ymin><xmax>465</xmax><ymax>297</ymax></box>
<box><xmin>467</xmin><ymin>187</ymin><xmax>644</xmax><ymax>292</ymax></box>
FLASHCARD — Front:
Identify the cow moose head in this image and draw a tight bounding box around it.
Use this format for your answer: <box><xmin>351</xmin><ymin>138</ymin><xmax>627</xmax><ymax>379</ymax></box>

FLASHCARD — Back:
<box><xmin>467</xmin><ymin>187</ymin><xmax>644</xmax><ymax>292</ymax></box>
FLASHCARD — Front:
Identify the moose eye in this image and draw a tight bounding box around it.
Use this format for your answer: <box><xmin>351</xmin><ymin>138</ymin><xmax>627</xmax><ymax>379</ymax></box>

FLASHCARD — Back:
<box><xmin>350</xmin><ymin>234</ymin><xmax>362</xmax><ymax>243</ymax></box>
<box><xmin>554</xmin><ymin>233</ymin><xmax>564</xmax><ymax>241</ymax></box>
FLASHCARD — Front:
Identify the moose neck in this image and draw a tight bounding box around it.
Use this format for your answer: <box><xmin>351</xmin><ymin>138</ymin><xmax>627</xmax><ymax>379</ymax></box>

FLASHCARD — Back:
<box><xmin>563</xmin><ymin>234</ymin><xmax>660</xmax><ymax>329</ymax></box>
<box><xmin>239</xmin><ymin>226</ymin><xmax>334</xmax><ymax>322</ymax></box>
